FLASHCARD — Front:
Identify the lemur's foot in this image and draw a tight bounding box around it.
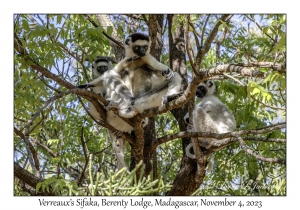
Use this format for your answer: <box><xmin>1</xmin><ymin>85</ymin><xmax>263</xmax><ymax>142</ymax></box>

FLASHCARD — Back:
<box><xmin>162</xmin><ymin>91</ymin><xmax>184</xmax><ymax>104</ymax></box>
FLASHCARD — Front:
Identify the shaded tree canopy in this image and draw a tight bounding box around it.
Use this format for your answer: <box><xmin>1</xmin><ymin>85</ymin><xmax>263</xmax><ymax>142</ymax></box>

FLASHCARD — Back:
<box><xmin>13</xmin><ymin>14</ymin><xmax>286</xmax><ymax>196</ymax></box>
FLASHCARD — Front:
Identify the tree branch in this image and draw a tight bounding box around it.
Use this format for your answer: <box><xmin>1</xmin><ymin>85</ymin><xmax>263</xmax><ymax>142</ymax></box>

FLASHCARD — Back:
<box><xmin>151</xmin><ymin>122</ymin><xmax>286</xmax><ymax>153</ymax></box>
<box><xmin>243</xmin><ymin>136</ymin><xmax>286</xmax><ymax>143</ymax></box>
<box><xmin>216</xmin><ymin>19</ymin><xmax>229</xmax><ymax>65</ymax></box>
<box><xmin>200</xmin><ymin>15</ymin><xmax>210</xmax><ymax>48</ymax></box>
<box><xmin>77</xmin><ymin>127</ymin><xmax>89</xmax><ymax>186</ymax></box>
<box><xmin>237</xmin><ymin>135</ymin><xmax>285</xmax><ymax>165</ymax></box>
<box><xmin>235</xmin><ymin>61</ymin><xmax>286</xmax><ymax>72</ymax></box>
<box><xmin>38</xmin><ymin>76</ymin><xmax>62</xmax><ymax>93</ymax></box>
<box><xmin>195</xmin><ymin>14</ymin><xmax>231</xmax><ymax>71</ymax></box>
<box><xmin>14</xmin><ymin>127</ymin><xmax>40</xmax><ymax>170</ymax></box>
<box><xmin>14</xmin><ymin>162</ymin><xmax>54</xmax><ymax>196</ymax></box>
<box><xmin>35</xmin><ymin>140</ymin><xmax>56</xmax><ymax>157</ymax></box>
<box><xmin>191</xmin><ymin>136</ymin><xmax>208</xmax><ymax>184</ymax></box>
<box><xmin>250</xmin><ymin>95</ymin><xmax>286</xmax><ymax>111</ymax></box>
<box><xmin>185</xmin><ymin>15</ymin><xmax>198</xmax><ymax>75</ymax></box>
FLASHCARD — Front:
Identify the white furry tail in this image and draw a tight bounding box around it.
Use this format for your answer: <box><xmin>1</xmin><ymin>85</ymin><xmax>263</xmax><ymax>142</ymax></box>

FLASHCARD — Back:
<box><xmin>185</xmin><ymin>143</ymin><xmax>196</xmax><ymax>159</ymax></box>
<box><xmin>185</xmin><ymin>143</ymin><xmax>214</xmax><ymax>173</ymax></box>
<box><xmin>107</xmin><ymin>130</ymin><xmax>127</xmax><ymax>170</ymax></box>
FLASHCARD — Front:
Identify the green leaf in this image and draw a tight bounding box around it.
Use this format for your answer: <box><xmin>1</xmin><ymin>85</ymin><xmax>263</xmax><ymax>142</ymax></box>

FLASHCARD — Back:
<box><xmin>237</xmin><ymin>86</ymin><xmax>247</xmax><ymax>99</ymax></box>
<box><xmin>106</xmin><ymin>26</ymin><xmax>113</xmax><ymax>36</ymax></box>
<box><xmin>117</xmin><ymin>26</ymin><xmax>123</xmax><ymax>37</ymax></box>
<box><xmin>280</xmin><ymin>76</ymin><xmax>286</xmax><ymax>89</ymax></box>
<box><xmin>57</xmin><ymin>15</ymin><xmax>62</xmax><ymax>24</ymax></box>
<box><xmin>47</xmin><ymin>139</ymin><xmax>60</xmax><ymax>145</ymax></box>
<box><xmin>36</xmin><ymin>182</ymin><xmax>42</xmax><ymax>193</ymax></box>
<box><xmin>75</xmin><ymin>26</ymin><xmax>87</xmax><ymax>35</ymax></box>
<box><xmin>269</xmin><ymin>34</ymin><xmax>286</xmax><ymax>54</ymax></box>
<box><xmin>22</xmin><ymin>19</ymin><xmax>30</xmax><ymax>31</ymax></box>
<box><xmin>43</xmin><ymin>177</ymin><xmax>56</xmax><ymax>185</ymax></box>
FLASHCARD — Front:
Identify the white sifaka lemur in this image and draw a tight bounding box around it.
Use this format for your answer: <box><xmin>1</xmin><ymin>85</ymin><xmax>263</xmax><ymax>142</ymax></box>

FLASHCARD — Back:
<box><xmin>109</xmin><ymin>33</ymin><xmax>183</xmax><ymax>118</ymax></box>
<box><xmin>184</xmin><ymin>80</ymin><xmax>236</xmax><ymax>172</ymax></box>
<box><xmin>78</xmin><ymin>58</ymin><xmax>148</xmax><ymax>170</ymax></box>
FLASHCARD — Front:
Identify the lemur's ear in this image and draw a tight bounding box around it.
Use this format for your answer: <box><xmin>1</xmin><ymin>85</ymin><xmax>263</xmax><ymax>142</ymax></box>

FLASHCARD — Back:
<box><xmin>125</xmin><ymin>38</ymin><xmax>131</xmax><ymax>45</ymax></box>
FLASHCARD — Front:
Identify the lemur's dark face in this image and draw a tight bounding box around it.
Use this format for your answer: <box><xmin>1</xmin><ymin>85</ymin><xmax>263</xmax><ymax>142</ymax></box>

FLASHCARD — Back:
<box><xmin>196</xmin><ymin>85</ymin><xmax>207</xmax><ymax>98</ymax></box>
<box><xmin>92</xmin><ymin>61</ymin><xmax>109</xmax><ymax>75</ymax></box>
<box><xmin>92</xmin><ymin>59</ymin><xmax>110</xmax><ymax>75</ymax></box>
<box><xmin>196</xmin><ymin>80</ymin><xmax>215</xmax><ymax>98</ymax></box>
<box><xmin>96</xmin><ymin>65</ymin><xmax>108</xmax><ymax>74</ymax></box>
<box><xmin>133</xmin><ymin>45</ymin><xmax>148</xmax><ymax>57</ymax></box>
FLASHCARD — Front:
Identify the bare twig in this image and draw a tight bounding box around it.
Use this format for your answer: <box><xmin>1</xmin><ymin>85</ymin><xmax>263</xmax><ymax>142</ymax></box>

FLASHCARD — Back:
<box><xmin>188</xmin><ymin>21</ymin><xmax>201</xmax><ymax>50</ymax></box>
<box><xmin>245</xmin><ymin>15</ymin><xmax>275</xmax><ymax>42</ymax></box>
<box><xmin>200</xmin><ymin>15</ymin><xmax>210</xmax><ymax>48</ymax></box>
<box><xmin>243</xmin><ymin>137</ymin><xmax>286</xmax><ymax>143</ymax></box>
<box><xmin>80</xmin><ymin>125</ymin><xmax>88</xmax><ymax>160</ymax></box>
<box><xmin>38</xmin><ymin>76</ymin><xmax>62</xmax><ymax>93</ymax></box>
<box><xmin>195</xmin><ymin>14</ymin><xmax>231</xmax><ymax>71</ymax></box>
<box><xmin>78</xmin><ymin>125</ymin><xmax>90</xmax><ymax>186</ymax></box>
<box><xmin>185</xmin><ymin>15</ymin><xmax>198</xmax><ymax>75</ymax></box>
<box><xmin>250</xmin><ymin>95</ymin><xmax>286</xmax><ymax>111</ymax></box>
<box><xmin>28</xmin><ymin>115</ymin><xmax>46</xmax><ymax>134</ymax></box>
<box><xmin>216</xmin><ymin>21</ymin><xmax>229</xmax><ymax>65</ymax></box>
<box><xmin>35</xmin><ymin>140</ymin><xmax>56</xmax><ymax>157</ymax></box>
<box><xmin>55</xmin><ymin>15</ymin><xmax>70</xmax><ymax>41</ymax></box>
<box><xmin>223</xmin><ymin>73</ymin><xmax>246</xmax><ymax>87</ymax></box>
<box><xmin>14</xmin><ymin>116</ymin><xmax>26</xmax><ymax>123</ymax></box>
<box><xmin>14</xmin><ymin>126</ymin><xmax>40</xmax><ymax>177</ymax></box>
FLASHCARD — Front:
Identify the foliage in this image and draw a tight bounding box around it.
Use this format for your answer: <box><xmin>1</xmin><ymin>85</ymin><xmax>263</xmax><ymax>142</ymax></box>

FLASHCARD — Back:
<box><xmin>36</xmin><ymin>161</ymin><xmax>172</xmax><ymax>196</ymax></box>
<box><xmin>14</xmin><ymin>14</ymin><xmax>286</xmax><ymax>196</ymax></box>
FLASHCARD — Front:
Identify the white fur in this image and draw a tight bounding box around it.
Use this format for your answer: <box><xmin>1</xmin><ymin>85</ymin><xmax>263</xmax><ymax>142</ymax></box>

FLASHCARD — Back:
<box><xmin>85</xmin><ymin>60</ymin><xmax>148</xmax><ymax>170</ymax></box>
<box><xmin>114</xmin><ymin>33</ymin><xmax>182</xmax><ymax>118</ymax></box>
<box><xmin>185</xmin><ymin>81</ymin><xmax>236</xmax><ymax>173</ymax></box>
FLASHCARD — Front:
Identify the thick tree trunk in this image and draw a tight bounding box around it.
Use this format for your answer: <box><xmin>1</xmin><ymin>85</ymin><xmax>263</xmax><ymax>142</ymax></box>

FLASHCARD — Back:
<box><xmin>166</xmin><ymin>14</ymin><xmax>202</xmax><ymax>196</ymax></box>
<box><xmin>143</xmin><ymin>14</ymin><xmax>164</xmax><ymax>177</ymax></box>
<box><xmin>167</xmin><ymin>157</ymin><xmax>199</xmax><ymax>195</ymax></box>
